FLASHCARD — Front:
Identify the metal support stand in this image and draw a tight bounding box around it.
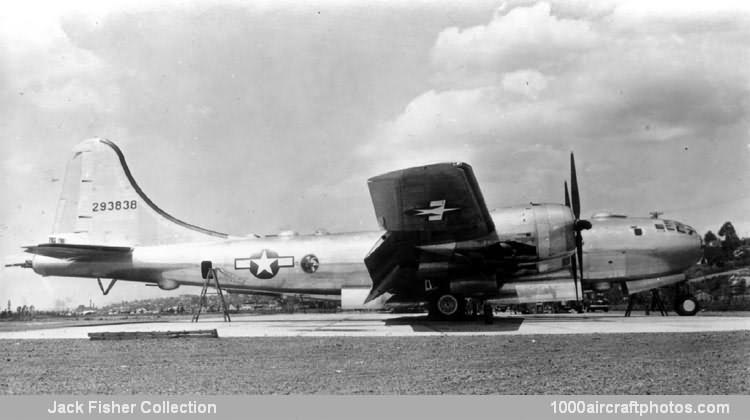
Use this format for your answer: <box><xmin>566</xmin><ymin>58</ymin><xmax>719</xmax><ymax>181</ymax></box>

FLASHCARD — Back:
<box><xmin>192</xmin><ymin>267</ymin><xmax>231</xmax><ymax>323</ymax></box>
<box><xmin>625</xmin><ymin>291</ymin><xmax>667</xmax><ymax>317</ymax></box>
<box><xmin>97</xmin><ymin>278</ymin><xmax>117</xmax><ymax>295</ymax></box>
<box><xmin>649</xmin><ymin>290</ymin><xmax>668</xmax><ymax>316</ymax></box>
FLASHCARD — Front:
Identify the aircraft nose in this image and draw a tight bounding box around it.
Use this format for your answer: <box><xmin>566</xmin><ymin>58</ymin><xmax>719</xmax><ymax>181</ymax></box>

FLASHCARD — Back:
<box><xmin>680</xmin><ymin>224</ymin><xmax>703</xmax><ymax>263</ymax></box>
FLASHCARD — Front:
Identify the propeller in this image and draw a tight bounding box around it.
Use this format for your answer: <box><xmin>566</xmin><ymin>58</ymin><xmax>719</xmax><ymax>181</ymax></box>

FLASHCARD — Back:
<box><xmin>565</xmin><ymin>153</ymin><xmax>591</xmax><ymax>306</ymax></box>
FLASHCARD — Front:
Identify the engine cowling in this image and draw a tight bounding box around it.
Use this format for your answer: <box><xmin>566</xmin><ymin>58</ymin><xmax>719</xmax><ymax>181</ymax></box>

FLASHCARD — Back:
<box><xmin>491</xmin><ymin>203</ymin><xmax>575</xmax><ymax>263</ymax></box>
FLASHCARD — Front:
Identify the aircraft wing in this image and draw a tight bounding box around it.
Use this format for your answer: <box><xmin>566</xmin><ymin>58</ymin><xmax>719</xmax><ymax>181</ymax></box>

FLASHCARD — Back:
<box><xmin>364</xmin><ymin>163</ymin><xmax>496</xmax><ymax>303</ymax></box>
<box><xmin>686</xmin><ymin>267</ymin><xmax>749</xmax><ymax>283</ymax></box>
<box><xmin>23</xmin><ymin>243</ymin><xmax>133</xmax><ymax>261</ymax></box>
<box><xmin>367</xmin><ymin>162</ymin><xmax>495</xmax><ymax>242</ymax></box>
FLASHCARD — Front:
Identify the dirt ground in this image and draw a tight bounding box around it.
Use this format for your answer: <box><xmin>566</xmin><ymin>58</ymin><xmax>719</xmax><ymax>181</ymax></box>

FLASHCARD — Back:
<box><xmin>1</xmin><ymin>332</ymin><xmax>747</xmax><ymax>395</ymax></box>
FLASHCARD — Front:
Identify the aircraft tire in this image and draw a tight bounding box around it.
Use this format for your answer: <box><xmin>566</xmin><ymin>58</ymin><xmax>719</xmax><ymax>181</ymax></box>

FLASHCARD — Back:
<box><xmin>674</xmin><ymin>295</ymin><xmax>699</xmax><ymax>316</ymax></box>
<box><xmin>430</xmin><ymin>293</ymin><xmax>465</xmax><ymax>320</ymax></box>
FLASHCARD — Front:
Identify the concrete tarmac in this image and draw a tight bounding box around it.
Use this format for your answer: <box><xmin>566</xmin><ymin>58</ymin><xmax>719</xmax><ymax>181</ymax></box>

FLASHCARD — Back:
<box><xmin>0</xmin><ymin>312</ymin><xmax>748</xmax><ymax>339</ymax></box>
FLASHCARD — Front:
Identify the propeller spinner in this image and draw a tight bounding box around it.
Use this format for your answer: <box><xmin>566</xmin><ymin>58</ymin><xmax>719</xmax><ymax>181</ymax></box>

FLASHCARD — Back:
<box><xmin>565</xmin><ymin>153</ymin><xmax>591</xmax><ymax>305</ymax></box>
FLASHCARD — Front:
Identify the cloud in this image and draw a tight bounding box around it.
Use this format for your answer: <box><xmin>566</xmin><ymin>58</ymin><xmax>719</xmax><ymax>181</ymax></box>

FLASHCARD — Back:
<box><xmin>501</xmin><ymin>69</ymin><xmax>550</xmax><ymax>99</ymax></box>
<box><xmin>363</xmin><ymin>1</ymin><xmax>749</xmax><ymax>166</ymax></box>
<box><xmin>354</xmin><ymin>0</ymin><xmax>750</xmax><ymax>216</ymax></box>
<box><xmin>431</xmin><ymin>2</ymin><xmax>598</xmax><ymax>85</ymax></box>
<box><xmin>0</xmin><ymin>2</ymin><xmax>120</xmax><ymax>111</ymax></box>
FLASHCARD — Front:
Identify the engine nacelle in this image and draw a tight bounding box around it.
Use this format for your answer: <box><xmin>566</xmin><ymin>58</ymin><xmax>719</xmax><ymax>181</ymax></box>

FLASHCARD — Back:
<box><xmin>490</xmin><ymin>278</ymin><xmax>583</xmax><ymax>305</ymax></box>
<box><xmin>157</xmin><ymin>278</ymin><xmax>180</xmax><ymax>290</ymax></box>
<box><xmin>491</xmin><ymin>203</ymin><xmax>575</xmax><ymax>261</ymax></box>
<box><xmin>448</xmin><ymin>276</ymin><xmax>498</xmax><ymax>296</ymax></box>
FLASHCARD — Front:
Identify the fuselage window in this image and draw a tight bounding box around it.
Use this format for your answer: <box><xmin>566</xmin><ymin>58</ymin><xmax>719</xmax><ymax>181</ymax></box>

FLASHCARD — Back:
<box><xmin>633</xmin><ymin>227</ymin><xmax>643</xmax><ymax>236</ymax></box>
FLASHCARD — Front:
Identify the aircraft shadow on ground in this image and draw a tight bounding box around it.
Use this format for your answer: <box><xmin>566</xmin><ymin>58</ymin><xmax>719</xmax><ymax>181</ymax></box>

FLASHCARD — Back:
<box><xmin>384</xmin><ymin>316</ymin><xmax>524</xmax><ymax>332</ymax></box>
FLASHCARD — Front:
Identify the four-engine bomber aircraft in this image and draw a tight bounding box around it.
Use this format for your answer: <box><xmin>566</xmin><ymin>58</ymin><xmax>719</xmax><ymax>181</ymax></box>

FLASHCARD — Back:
<box><xmin>10</xmin><ymin>138</ymin><xmax>703</xmax><ymax>320</ymax></box>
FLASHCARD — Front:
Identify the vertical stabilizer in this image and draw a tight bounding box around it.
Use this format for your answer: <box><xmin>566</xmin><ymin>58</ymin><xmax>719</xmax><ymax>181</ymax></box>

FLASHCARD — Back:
<box><xmin>50</xmin><ymin>138</ymin><xmax>227</xmax><ymax>246</ymax></box>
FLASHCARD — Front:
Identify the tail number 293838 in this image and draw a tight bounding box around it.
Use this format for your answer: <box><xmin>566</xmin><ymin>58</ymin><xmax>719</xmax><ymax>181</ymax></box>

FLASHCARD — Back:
<box><xmin>92</xmin><ymin>200</ymin><xmax>137</xmax><ymax>212</ymax></box>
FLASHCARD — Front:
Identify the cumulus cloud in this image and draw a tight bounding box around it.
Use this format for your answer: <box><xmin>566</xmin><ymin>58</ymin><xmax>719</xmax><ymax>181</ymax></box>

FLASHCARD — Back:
<box><xmin>501</xmin><ymin>69</ymin><xmax>550</xmax><ymax>99</ymax></box>
<box><xmin>364</xmin><ymin>1</ymin><xmax>749</xmax><ymax>167</ymax></box>
<box><xmin>355</xmin><ymin>0</ymin><xmax>750</xmax><ymax>217</ymax></box>
<box><xmin>431</xmin><ymin>2</ymin><xmax>598</xmax><ymax>84</ymax></box>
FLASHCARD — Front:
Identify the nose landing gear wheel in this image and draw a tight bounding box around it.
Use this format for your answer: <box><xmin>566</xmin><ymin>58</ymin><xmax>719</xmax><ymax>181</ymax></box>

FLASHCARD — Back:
<box><xmin>674</xmin><ymin>295</ymin><xmax>699</xmax><ymax>316</ymax></box>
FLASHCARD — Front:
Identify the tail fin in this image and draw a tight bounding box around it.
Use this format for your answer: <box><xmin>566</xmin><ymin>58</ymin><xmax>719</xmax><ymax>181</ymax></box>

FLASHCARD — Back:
<box><xmin>50</xmin><ymin>138</ymin><xmax>227</xmax><ymax>246</ymax></box>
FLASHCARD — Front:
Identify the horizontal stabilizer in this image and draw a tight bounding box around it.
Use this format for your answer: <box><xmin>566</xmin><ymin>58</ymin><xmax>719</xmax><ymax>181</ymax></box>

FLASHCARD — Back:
<box><xmin>23</xmin><ymin>243</ymin><xmax>132</xmax><ymax>261</ymax></box>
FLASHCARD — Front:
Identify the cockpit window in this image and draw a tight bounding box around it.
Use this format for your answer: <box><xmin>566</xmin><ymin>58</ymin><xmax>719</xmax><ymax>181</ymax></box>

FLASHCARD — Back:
<box><xmin>631</xmin><ymin>226</ymin><xmax>643</xmax><ymax>236</ymax></box>
<box><xmin>659</xmin><ymin>220</ymin><xmax>695</xmax><ymax>235</ymax></box>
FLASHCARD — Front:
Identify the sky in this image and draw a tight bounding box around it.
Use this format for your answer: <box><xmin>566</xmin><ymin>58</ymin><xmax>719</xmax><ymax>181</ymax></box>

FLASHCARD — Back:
<box><xmin>1</xmin><ymin>0</ymin><xmax>749</xmax><ymax>310</ymax></box>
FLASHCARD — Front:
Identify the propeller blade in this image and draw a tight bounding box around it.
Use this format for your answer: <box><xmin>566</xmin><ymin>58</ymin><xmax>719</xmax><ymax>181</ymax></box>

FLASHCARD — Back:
<box><xmin>570</xmin><ymin>153</ymin><xmax>580</xmax><ymax>220</ymax></box>
<box><xmin>571</xmin><ymin>252</ymin><xmax>579</xmax><ymax>302</ymax></box>
<box><xmin>568</xmin><ymin>152</ymin><xmax>587</xmax><ymax>307</ymax></box>
<box><xmin>576</xmin><ymin>232</ymin><xmax>584</xmax><ymax>287</ymax></box>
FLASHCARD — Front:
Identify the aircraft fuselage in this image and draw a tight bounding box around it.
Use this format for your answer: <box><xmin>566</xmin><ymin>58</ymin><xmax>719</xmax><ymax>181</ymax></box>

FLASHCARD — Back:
<box><xmin>31</xmin><ymin>211</ymin><xmax>701</xmax><ymax>304</ymax></box>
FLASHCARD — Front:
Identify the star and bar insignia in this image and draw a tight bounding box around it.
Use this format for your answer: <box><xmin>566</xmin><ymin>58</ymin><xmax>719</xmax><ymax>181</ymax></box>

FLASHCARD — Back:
<box><xmin>235</xmin><ymin>249</ymin><xmax>294</xmax><ymax>279</ymax></box>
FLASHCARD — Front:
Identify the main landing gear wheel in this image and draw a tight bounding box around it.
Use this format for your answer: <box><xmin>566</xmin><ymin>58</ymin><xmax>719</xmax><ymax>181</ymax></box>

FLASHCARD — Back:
<box><xmin>429</xmin><ymin>293</ymin><xmax>465</xmax><ymax>321</ymax></box>
<box><xmin>674</xmin><ymin>295</ymin><xmax>699</xmax><ymax>316</ymax></box>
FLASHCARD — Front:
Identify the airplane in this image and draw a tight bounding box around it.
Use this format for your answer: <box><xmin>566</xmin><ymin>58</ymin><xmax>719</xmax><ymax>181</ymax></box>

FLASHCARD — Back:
<box><xmin>7</xmin><ymin>138</ymin><xmax>703</xmax><ymax>321</ymax></box>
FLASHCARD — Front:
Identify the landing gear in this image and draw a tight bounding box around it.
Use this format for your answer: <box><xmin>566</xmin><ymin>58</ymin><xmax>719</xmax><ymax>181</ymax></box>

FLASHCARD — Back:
<box><xmin>428</xmin><ymin>293</ymin><xmax>465</xmax><ymax>320</ymax></box>
<box><xmin>673</xmin><ymin>282</ymin><xmax>699</xmax><ymax>316</ymax></box>
<box><xmin>427</xmin><ymin>293</ymin><xmax>495</xmax><ymax>323</ymax></box>
<box><xmin>674</xmin><ymin>295</ymin><xmax>699</xmax><ymax>316</ymax></box>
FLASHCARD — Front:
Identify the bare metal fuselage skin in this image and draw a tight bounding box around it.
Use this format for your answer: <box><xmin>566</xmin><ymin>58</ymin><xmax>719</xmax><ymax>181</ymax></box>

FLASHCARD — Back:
<box><xmin>582</xmin><ymin>216</ymin><xmax>702</xmax><ymax>289</ymax></box>
<box><xmin>32</xmin><ymin>212</ymin><xmax>702</xmax><ymax>303</ymax></box>
<box><xmin>33</xmin><ymin>231</ymin><xmax>380</xmax><ymax>297</ymax></box>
